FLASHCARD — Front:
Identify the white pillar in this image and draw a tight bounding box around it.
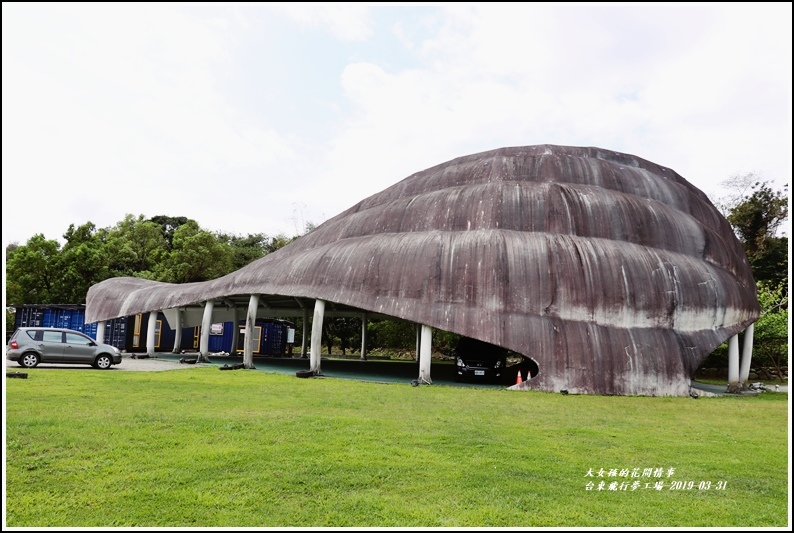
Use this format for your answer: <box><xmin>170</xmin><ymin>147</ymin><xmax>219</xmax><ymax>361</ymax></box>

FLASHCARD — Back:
<box><xmin>310</xmin><ymin>299</ymin><xmax>325</xmax><ymax>375</ymax></box>
<box><xmin>95</xmin><ymin>321</ymin><xmax>106</xmax><ymax>344</ymax></box>
<box><xmin>231</xmin><ymin>307</ymin><xmax>241</xmax><ymax>355</ymax></box>
<box><xmin>172</xmin><ymin>309</ymin><xmax>183</xmax><ymax>353</ymax></box>
<box><xmin>415</xmin><ymin>323</ymin><xmax>421</xmax><ymax>361</ymax></box>
<box><xmin>244</xmin><ymin>295</ymin><xmax>258</xmax><ymax>369</ymax></box>
<box><xmin>727</xmin><ymin>334</ymin><xmax>740</xmax><ymax>393</ymax></box>
<box><xmin>199</xmin><ymin>300</ymin><xmax>214</xmax><ymax>362</ymax></box>
<box><xmin>739</xmin><ymin>323</ymin><xmax>755</xmax><ymax>388</ymax></box>
<box><xmin>418</xmin><ymin>325</ymin><xmax>433</xmax><ymax>384</ymax></box>
<box><xmin>146</xmin><ymin>311</ymin><xmax>158</xmax><ymax>357</ymax></box>
<box><xmin>360</xmin><ymin>313</ymin><xmax>368</xmax><ymax>361</ymax></box>
<box><xmin>301</xmin><ymin>307</ymin><xmax>309</xmax><ymax>358</ymax></box>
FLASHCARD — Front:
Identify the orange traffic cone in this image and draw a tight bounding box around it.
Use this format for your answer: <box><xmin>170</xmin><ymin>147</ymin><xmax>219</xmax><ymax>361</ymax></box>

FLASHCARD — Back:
<box><xmin>516</xmin><ymin>370</ymin><xmax>523</xmax><ymax>385</ymax></box>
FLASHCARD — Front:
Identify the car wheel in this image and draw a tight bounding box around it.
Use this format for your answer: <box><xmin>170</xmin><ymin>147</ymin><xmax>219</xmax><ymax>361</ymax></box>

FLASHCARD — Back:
<box><xmin>20</xmin><ymin>352</ymin><xmax>40</xmax><ymax>368</ymax></box>
<box><xmin>94</xmin><ymin>355</ymin><xmax>113</xmax><ymax>369</ymax></box>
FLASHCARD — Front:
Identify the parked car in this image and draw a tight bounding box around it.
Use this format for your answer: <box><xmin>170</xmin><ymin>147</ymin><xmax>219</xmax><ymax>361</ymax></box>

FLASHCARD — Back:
<box><xmin>6</xmin><ymin>327</ymin><xmax>122</xmax><ymax>369</ymax></box>
<box><xmin>454</xmin><ymin>336</ymin><xmax>507</xmax><ymax>383</ymax></box>
<box><xmin>456</xmin><ymin>352</ymin><xmax>507</xmax><ymax>383</ymax></box>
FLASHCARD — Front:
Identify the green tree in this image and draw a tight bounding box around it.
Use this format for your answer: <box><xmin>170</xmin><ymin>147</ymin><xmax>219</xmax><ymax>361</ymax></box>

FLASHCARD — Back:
<box><xmin>752</xmin><ymin>281</ymin><xmax>788</xmax><ymax>380</ymax></box>
<box><xmin>725</xmin><ymin>178</ymin><xmax>788</xmax><ymax>287</ymax></box>
<box><xmin>323</xmin><ymin>317</ymin><xmax>362</xmax><ymax>355</ymax></box>
<box><xmin>148</xmin><ymin>215</ymin><xmax>190</xmax><ymax>250</ymax></box>
<box><xmin>726</xmin><ymin>180</ymin><xmax>788</xmax><ymax>254</ymax></box>
<box><xmin>434</xmin><ymin>330</ymin><xmax>462</xmax><ymax>358</ymax></box>
<box><xmin>700</xmin><ymin>176</ymin><xmax>788</xmax><ymax>376</ymax></box>
<box><xmin>216</xmin><ymin>232</ymin><xmax>270</xmax><ymax>271</ymax></box>
<box><xmin>5</xmin><ymin>234</ymin><xmax>63</xmax><ymax>304</ymax></box>
<box><xmin>263</xmin><ymin>233</ymin><xmax>298</xmax><ymax>254</ymax></box>
<box><xmin>103</xmin><ymin>214</ymin><xmax>168</xmax><ymax>278</ymax></box>
<box><xmin>58</xmin><ymin>222</ymin><xmax>112</xmax><ymax>303</ymax></box>
<box><xmin>746</xmin><ymin>236</ymin><xmax>788</xmax><ymax>288</ymax></box>
<box><xmin>5</xmin><ymin>307</ymin><xmax>15</xmax><ymax>341</ymax></box>
<box><xmin>367</xmin><ymin>320</ymin><xmax>417</xmax><ymax>352</ymax></box>
<box><xmin>216</xmin><ymin>230</ymin><xmax>301</xmax><ymax>272</ymax></box>
<box><xmin>154</xmin><ymin>220</ymin><xmax>234</xmax><ymax>283</ymax></box>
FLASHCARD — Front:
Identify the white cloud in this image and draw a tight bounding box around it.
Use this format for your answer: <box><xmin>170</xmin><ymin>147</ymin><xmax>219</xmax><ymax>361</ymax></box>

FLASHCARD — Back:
<box><xmin>310</xmin><ymin>2</ymin><xmax>791</xmax><ymax>216</ymax></box>
<box><xmin>2</xmin><ymin>3</ymin><xmax>790</xmax><ymax>249</ymax></box>
<box><xmin>270</xmin><ymin>3</ymin><xmax>374</xmax><ymax>41</ymax></box>
<box><xmin>2</xmin><ymin>3</ymin><xmax>304</xmax><ymax>243</ymax></box>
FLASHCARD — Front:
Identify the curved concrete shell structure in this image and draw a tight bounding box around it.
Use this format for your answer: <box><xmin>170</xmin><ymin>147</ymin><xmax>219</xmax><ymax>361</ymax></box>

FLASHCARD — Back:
<box><xmin>86</xmin><ymin>145</ymin><xmax>759</xmax><ymax>395</ymax></box>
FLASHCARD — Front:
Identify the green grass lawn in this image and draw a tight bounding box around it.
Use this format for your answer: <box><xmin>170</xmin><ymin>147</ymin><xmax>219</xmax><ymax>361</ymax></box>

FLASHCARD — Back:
<box><xmin>4</xmin><ymin>367</ymin><xmax>790</xmax><ymax>527</ymax></box>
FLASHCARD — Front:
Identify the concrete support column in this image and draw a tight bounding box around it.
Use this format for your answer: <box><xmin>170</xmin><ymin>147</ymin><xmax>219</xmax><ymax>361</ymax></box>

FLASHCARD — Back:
<box><xmin>172</xmin><ymin>309</ymin><xmax>183</xmax><ymax>353</ymax></box>
<box><xmin>301</xmin><ymin>307</ymin><xmax>309</xmax><ymax>358</ymax></box>
<box><xmin>95</xmin><ymin>321</ymin><xmax>106</xmax><ymax>345</ymax></box>
<box><xmin>146</xmin><ymin>311</ymin><xmax>158</xmax><ymax>357</ymax></box>
<box><xmin>726</xmin><ymin>334</ymin><xmax>741</xmax><ymax>393</ymax></box>
<box><xmin>244</xmin><ymin>295</ymin><xmax>258</xmax><ymax>369</ymax></box>
<box><xmin>417</xmin><ymin>325</ymin><xmax>433</xmax><ymax>385</ymax></box>
<box><xmin>230</xmin><ymin>307</ymin><xmax>240</xmax><ymax>355</ymax></box>
<box><xmin>415</xmin><ymin>323</ymin><xmax>421</xmax><ymax>361</ymax></box>
<box><xmin>199</xmin><ymin>300</ymin><xmax>214</xmax><ymax>363</ymax></box>
<box><xmin>310</xmin><ymin>299</ymin><xmax>325</xmax><ymax>375</ymax></box>
<box><xmin>360</xmin><ymin>313</ymin><xmax>368</xmax><ymax>361</ymax></box>
<box><xmin>739</xmin><ymin>323</ymin><xmax>755</xmax><ymax>389</ymax></box>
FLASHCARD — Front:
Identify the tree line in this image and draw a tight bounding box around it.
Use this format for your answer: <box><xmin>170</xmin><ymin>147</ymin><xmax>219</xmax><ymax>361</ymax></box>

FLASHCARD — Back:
<box><xmin>5</xmin><ymin>214</ymin><xmax>304</xmax><ymax>304</ymax></box>
<box><xmin>4</xmin><ymin>177</ymin><xmax>789</xmax><ymax>371</ymax></box>
<box><xmin>3</xmin><ymin>213</ymin><xmax>436</xmax><ymax>355</ymax></box>
<box><xmin>704</xmin><ymin>176</ymin><xmax>789</xmax><ymax>378</ymax></box>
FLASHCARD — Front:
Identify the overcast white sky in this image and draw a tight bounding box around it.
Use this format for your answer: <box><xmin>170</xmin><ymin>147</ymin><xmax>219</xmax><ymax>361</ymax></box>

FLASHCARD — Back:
<box><xmin>2</xmin><ymin>2</ymin><xmax>792</xmax><ymax>249</ymax></box>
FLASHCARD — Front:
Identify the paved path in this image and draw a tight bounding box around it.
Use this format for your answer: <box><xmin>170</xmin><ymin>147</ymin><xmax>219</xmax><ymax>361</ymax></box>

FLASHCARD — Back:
<box><xmin>5</xmin><ymin>354</ymin><xmax>198</xmax><ymax>372</ymax></box>
<box><xmin>691</xmin><ymin>380</ymin><xmax>788</xmax><ymax>396</ymax></box>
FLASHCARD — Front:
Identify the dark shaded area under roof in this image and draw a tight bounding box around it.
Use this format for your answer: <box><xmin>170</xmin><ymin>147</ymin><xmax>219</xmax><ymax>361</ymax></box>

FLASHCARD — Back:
<box><xmin>86</xmin><ymin>144</ymin><xmax>759</xmax><ymax>396</ymax></box>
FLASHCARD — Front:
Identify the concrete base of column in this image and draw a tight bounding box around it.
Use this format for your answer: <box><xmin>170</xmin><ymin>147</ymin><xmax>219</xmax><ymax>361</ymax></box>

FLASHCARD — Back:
<box><xmin>726</xmin><ymin>382</ymin><xmax>743</xmax><ymax>394</ymax></box>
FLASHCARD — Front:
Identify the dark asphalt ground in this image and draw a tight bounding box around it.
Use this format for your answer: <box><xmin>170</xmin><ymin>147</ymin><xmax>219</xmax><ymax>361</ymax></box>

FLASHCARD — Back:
<box><xmin>154</xmin><ymin>353</ymin><xmax>514</xmax><ymax>389</ymax></box>
<box><xmin>151</xmin><ymin>353</ymin><xmax>789</xmax><ymax>394</ymax></box>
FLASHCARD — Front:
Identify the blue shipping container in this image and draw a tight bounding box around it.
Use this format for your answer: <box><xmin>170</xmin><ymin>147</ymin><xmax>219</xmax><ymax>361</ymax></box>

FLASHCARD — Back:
<box><xmin>13</xmin><ymin>305</ymin><xmax>97</xmax><ymax>339</ymax></box>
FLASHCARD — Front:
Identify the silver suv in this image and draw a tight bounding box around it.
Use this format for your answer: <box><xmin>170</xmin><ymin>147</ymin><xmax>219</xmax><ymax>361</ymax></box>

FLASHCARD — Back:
<box><xmin>6</xmin><ymin>327</ymin><xmax>122</xmax><ymax>369</ymax></box>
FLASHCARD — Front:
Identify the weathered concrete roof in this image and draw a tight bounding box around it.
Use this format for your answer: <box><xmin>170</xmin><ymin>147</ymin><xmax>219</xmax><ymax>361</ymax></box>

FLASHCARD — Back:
<box><xmin>86</xmin><ymin>145</ymin><xmax>759</xmax><ymax>395</ymax></box>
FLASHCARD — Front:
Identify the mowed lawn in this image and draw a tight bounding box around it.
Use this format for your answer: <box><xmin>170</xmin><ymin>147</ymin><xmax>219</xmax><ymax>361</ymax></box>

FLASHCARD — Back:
<box><xmin>4</xmin><ymin>367</ymin><xmax>790</xmax><ymax>528</ymax></box>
